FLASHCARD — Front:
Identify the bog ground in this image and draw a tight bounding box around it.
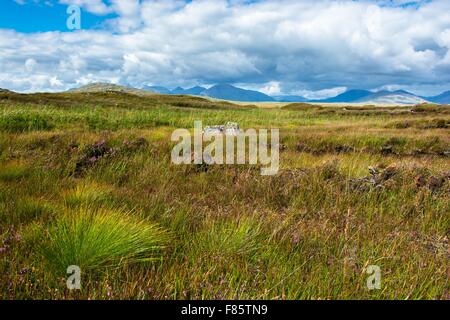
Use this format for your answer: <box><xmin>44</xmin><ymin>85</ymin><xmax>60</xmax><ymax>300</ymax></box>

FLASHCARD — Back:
<box><xmin>0</xmin><ymin>91</ymin><xmax>448</xmax><ymax>299</ymax></box>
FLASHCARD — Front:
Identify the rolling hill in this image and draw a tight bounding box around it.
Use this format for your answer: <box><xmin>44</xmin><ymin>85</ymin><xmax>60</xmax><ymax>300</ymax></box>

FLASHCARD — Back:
<box><xmin>70</xmin><ymin>83</ymin><xmax>156</xmax><ymax>96</ymax></box>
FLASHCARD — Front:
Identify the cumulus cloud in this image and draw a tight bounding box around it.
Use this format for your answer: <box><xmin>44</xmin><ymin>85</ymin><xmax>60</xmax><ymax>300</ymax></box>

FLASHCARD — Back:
<box><xmin>259</xmin><ymin>81</ymin><xmax>282</xmax><ymax>95</ymax></box>
<box><xmin>58</xmin><ymin>0</ymin><xmax>112</xmax><ymax>15</ymax></box>
<box><xmin>25</xmin><ymin>58</ymin><xmax>37</xmax><ymax>72</ymax></box>
<box><xmin>1</xmin><ymin>0</ymin><xmax>450</xmax><ymax>96</ymax></box>
<box><xmin>296</xmin><ymin>87</ymin><xmax>349</xmax><ymax>100</ymax></box>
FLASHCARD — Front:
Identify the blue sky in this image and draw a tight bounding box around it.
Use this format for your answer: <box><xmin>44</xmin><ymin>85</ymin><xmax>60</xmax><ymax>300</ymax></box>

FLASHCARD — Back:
<box><xmin>0</xmin><ymin>0</ymin><xmax>449</xmax><ymax>97</ymax></box>
<box><xmin>0</xmin><ymin>1</ymin><xmax>116</xmax><ymax>32</ymax></box>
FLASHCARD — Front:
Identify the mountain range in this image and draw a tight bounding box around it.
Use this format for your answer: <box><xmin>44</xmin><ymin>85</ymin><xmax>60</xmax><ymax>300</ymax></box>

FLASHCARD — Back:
<box><xmin>4</xmin><ymin>82</ymin><xmax>445</xmax><ymax>105</ymax></box>
<box><xmin>309</xmin><ymin>89</ymin><xmax>427</xmax><ymax>104</ymax></box>
<box><xmin>145</xmin><ymin>84</ymin><xmax>275</xmax><ymax>102</ymax></box>
<box><xmin>142</xmin><ymin>84</ymin><xmax>450</xmax><ymax>104</ymax></box>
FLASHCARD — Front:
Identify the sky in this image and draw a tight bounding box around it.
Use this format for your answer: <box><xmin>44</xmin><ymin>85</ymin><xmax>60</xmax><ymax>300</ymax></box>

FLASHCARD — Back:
<box><xmin>1</xmin><ymin>0</ymin><xmax>450</xmax><ymax>97</ymax></box>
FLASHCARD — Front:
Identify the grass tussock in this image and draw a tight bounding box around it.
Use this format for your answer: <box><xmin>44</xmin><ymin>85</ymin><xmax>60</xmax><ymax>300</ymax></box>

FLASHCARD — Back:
<box><xmin>386</xmin><ymin>118</ymin><xmax>449</xmax><ymax>129</ymax></box>
<box><xmin>12</xmin><ymin>198</ymin><xmax>55</xmax><ymax>225</ymax></box>
<box><xmin>38</xmin><ymin>206</ymin><xmax>169</xmax><ymax>273</ymax></box>
<box><xmin>411</xmin><ymin>104</ymin><xmax>450</xmax><ymax>114</ymax></box>
<box><xmin>193</xmin><ymin>218</ymin><xmax>263</xmax><ymax>259</ymax></box>
<box><xmin>0</xmin><ymin>162</ymin><xmax>29</xmax><ymax>182</ymax></box>
<box><xmin>63</xmin><ymin>182</ymin><xmax>114</xmax><ymax>208</ymax></box>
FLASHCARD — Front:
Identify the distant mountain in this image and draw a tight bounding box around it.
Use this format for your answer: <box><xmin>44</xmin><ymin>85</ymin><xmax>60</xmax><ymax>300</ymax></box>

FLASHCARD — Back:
<box><xmin>356</xmin><ymin>90</ymin><xmax>427</xmax><ymax>104</ymax></box>
<box><xmin>0</xmin><ymin>88</ymin><xmax>12</xmax><ymax>93</ymax></box>
<box><xmin>200</xmin><ymin>84</ymin><xmax>274</xmax><ymax>102</ymax></box>
<box><xmin>272</xmin><ymin>95</ymin><xmax>307</xmax><ymax>102</ymax></box>
<box><xmin>314</xmin><ymin>89</ymin><xmax>372</xmax><ymax>103</ymax></box>
<box><xmin>142</xmin><ymin>85</ymin><xmax>207</xmax><ymax>95</ymax></box>
<box><xmin>142</xmin><ymin>85</ymin><xmax>171</xmax><ymax>94</ymax></box>
<box><xmin>183</xmin><ymin>86</ymin><xmax>207</xmax><ymax>95</ymax></box>
<box><xmin>140</xmin><ymin>84</ymin><xmax>276</xmax><ymax>101</ymax></box>
<box><xmin>70</xmin><ymin>83</ymin><xmax>155</xmax><ymax>96</ymax></box>
<box><xmin>170</xmin><ymin>87</ymin><xmax>186</xmax><ymax>94</ymax></box>
<box><xmin>426</xmin><ymin>91</ymin><xmax>450</xmax><ymax>104</ymax></box>
<box><xmin>171</xmin><ymin>86</ymin><xmax>207</xmax><ymax>95</ymax></box>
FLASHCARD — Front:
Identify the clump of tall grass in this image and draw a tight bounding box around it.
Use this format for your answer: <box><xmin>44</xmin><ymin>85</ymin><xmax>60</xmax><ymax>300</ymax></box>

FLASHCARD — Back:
<box><xmin>63</xmin><ymin>182</ymin><xmax>113</xmax><ymax>208</ymax></box>
<box><xmin>12</xmin><ymin>198</ymin><xmax>55</xmax><ymax>225</ymax></box>
<box><xmin>0</xmin><ymin>162</ymin><xmax>29</xmax><ymax>182</ymax></box>
<box><xmin>0</xmin><ymin>112</ymin><xmax>54</xmax><ymax>132</ymax></box>
<box><xmin>193</xmin><ymin>218</ymin><xmax>262</xmax><ymax>259</ymax></box>
<box><xmin>39</xmin><ymin>206</ymin><xmax>169</xmax><ymax>273</ymax></box>
<box><xmin>282</xmin><ymin>103</ymin><xmax>321</xmax><ymax>111</ymax></box>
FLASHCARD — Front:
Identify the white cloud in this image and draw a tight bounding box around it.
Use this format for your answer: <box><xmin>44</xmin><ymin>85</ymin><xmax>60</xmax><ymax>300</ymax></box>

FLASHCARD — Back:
<box><xmin>259</xmin><ymin>81</ymin><xmax>282</xmax><ymax>95</ymax></box>
<box><xmin>58</xmin><ymin>0</ymin><xmax>113</xmax><ymax>15</ymax></box>
<box><xmin>1</xmin><ymin>0</ymin><xmax>450</xmax><ymax>95</ymax></box>
<box><xmin>25</xmin><ymin>58</ymin><xmax>37</xmax><ymax>72</ymax></box>
<box><xmin>296</xmin><ymin>87</ymin><xmax>348</xmax><ymax>100</ymax></box>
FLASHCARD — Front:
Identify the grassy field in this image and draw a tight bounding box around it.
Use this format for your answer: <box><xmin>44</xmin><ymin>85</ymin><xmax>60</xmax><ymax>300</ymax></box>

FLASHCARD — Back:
<box><xmin>0</xmin><ymin>91</ymin><xmax>448</xmax><ymax>299</ymax></box>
